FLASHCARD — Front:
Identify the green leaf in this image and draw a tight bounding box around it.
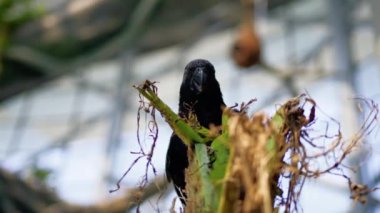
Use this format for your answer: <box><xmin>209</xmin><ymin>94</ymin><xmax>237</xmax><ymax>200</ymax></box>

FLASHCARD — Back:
<box><xmin>209</xmin><ymin>132</ymin><xmax>229</xmax><ymax>181</ymax></box>
<box><xmin>133</xmin><ymin>82</ymin><xmax>207</xmax><ymax>145</ymax></box>
<box><xmin>194</xmin><ymin>143</ymin><xmax>213</xmax><ymax>211</ymax></box>
<box><xmin>32</xmin><ymin>168</ymin><xmax>51</xmax><ymax>182</ymax></box>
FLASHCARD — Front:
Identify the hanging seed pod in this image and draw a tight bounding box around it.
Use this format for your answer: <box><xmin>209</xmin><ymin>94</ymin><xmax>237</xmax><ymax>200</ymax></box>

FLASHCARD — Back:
<box><xmin>231</xmin><ymin>0</ymin><xmax>261</xmax><ymax>68</ymax></box>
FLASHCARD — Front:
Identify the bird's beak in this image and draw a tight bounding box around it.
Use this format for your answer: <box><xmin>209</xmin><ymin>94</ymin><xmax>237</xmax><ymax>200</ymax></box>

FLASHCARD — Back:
<box><xmin>191</xmin><ymin>67</ymin><xmax>207</xmax><ymax>94</ymax></box>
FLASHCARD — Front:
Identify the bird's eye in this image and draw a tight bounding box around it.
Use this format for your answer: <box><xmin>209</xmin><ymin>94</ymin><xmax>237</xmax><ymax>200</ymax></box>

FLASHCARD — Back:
<box><xmin>233</xmin><ymin>44</ymin><xmax>241</xmax><ymax>52</ymax></box>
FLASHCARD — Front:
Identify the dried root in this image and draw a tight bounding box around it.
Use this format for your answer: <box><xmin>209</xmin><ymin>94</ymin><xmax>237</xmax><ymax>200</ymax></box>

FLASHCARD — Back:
<box><xmin>121</xmin><ymin>81</ymin><xmax>379</xmax><ymax>213</ymax></box>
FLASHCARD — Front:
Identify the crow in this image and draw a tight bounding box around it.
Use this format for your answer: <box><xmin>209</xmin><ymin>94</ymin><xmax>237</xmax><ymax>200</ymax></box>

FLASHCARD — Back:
<box><xmin>165</xmin><ymin>59</ymin><xmax>225</xmax><ymax>205</ymax></box>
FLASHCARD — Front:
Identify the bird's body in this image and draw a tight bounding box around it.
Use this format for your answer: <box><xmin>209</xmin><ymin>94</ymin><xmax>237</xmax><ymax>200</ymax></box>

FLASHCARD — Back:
<box><xmin>165</xmin><ymin>59</ymin><xmax>225</xmax><ymax>205</ymax></box>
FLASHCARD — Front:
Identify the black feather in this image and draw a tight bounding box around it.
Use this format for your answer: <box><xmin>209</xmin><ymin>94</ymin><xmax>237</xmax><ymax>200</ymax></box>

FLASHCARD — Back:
<box><xmin>165</xmin><ymin>59</ymin><xmax>225</xmax><ymax>205</ymax></box>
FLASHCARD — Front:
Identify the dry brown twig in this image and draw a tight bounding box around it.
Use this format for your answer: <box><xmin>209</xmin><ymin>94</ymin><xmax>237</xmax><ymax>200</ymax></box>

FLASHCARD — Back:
<box><xmin>115</xmin><ymin>80</ymin><xmax>379</xmax><ymax>212</ymax></box>
<box><xmin>276</xmin><ymin>96</ymin><xmax>379</xmax><ymax>211</ymax></box>
<box><xmin>110</xmin><ymin>81</ymin><xmax>159</xmax><ymax>194</ymax></box>
<box><xmin>220</xmin><ymin>94</ymin><xmax>379</xmax><ymax>213</ymax></box>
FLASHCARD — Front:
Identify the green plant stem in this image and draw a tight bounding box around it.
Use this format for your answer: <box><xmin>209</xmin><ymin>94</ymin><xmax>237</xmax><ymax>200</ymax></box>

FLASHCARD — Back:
<box><xmin>134</xmin><ymin>82</ymin><xmax>219</xmax><ymax>211</ymax></box>
<box><xmin>133</xmin><ymin>83</ymin><xmax>207</xmax><ymax>146</ymax></box>
<box><xmin>195</xmin><ymin>143</ymin><xmax>213</xmax><ymax>212</ymax></box>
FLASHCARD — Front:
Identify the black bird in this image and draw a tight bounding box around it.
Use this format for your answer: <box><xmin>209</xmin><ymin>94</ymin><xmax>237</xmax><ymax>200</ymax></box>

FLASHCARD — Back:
<box><xmin>165</xmin><ymin>59</ymin><xmax>225</xmax><ymax>205</ymax></box>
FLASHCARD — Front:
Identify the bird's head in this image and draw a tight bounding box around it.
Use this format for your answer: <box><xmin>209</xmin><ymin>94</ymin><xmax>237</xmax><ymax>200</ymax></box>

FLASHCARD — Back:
<box><xmin>179</xmin><ymin>59</ymin><xmax>225</xmax><ymax>125</ymax></box>
<box><xmin>181</xmin><ymin>59</ymin><xmax>216</xmax><ymax>96</ymax></box>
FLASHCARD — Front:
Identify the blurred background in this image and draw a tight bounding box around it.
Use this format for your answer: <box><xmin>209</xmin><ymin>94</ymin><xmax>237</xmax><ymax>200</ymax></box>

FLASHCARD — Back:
<box><xmin>0</xmin><ymin>0</ymin><xmax>380</xmax><ymax>212</ymax></box>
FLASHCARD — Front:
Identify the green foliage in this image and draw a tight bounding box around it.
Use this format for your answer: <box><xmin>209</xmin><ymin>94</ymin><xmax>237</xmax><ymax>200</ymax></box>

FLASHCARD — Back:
<box><xmin>0</xmin><ymin>0</ymin><xmax>43</xmax><ymax>47</ymax></box>
<box><xmin>0</xmin><ymin>0</ymin><xmax>43</xmax><ymax>29</ymax></box>
<box><xmin>32</xmin><ymin>168</ymin><xmax>52</xmax><ymax>183</ymax></box>
<box><xmin>209</xmin><ymin>132</ymin><xmax>229</xmax><ymax>181</ymax></box>
<box><xmin>134</xmin><ymin>80</ymin><xmax>289</xmax><ymax>212</ymax></box>
<box><xmin>133</xmin><ymin>81</ymin><xmax>208</xmax><ymax>146</ymax></box>
<box><xmin>135</xmin><ymin>80</ymin><xmax>378</xmax><ymax>212</ymax></box>
<box><xmin>0</xmin><ymin>0</ymin><xmax>43</xmax><ymax>73</ymax></box>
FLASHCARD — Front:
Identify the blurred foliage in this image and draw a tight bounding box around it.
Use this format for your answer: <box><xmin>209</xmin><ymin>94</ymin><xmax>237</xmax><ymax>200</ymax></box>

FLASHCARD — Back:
<box><xmin>0</xmin><ymin>0</ymin><xmax>43</xmax><ymax>71</ymax></box>
<box><xmin>0</xmin><ymin>0</ymin><xmax>43</xmax><ymax>88</ymax></box>
<box><xmin>17</xmin><ymin>0</ymin><xmax>226</xmax><ymax>59</ymax></box>
<box><xmin>0</xmin><ymin>58</ymin><xmax>44</xmax><ymax>86</ymax></box>
<box><xmin>0</xmin><ymin>0</ymin><xmax>307</xmax><ymax>101</ymax></box>
<box><xmin>0</xmin><ymin>0</ymin><xmax>236</xmax><ymax>101</ymax></box>
<box><xmin>0</xmin><ymin>0</ymin><xmax>42</xmax><ymax>29</ymax></box>
<box><xmin>268</xmin><ymin>0</ymin><xmax>299</xmax><ymax>10</ymax></box>
<box><xmin>28</xmin><ymin>0</ymin><xmax>140</xmax><ymax>59</ymax></box>
<box><xmin>31</xmin><ymin>168</ymin><xmax>52</xmax><ymax>184</ymax></box>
